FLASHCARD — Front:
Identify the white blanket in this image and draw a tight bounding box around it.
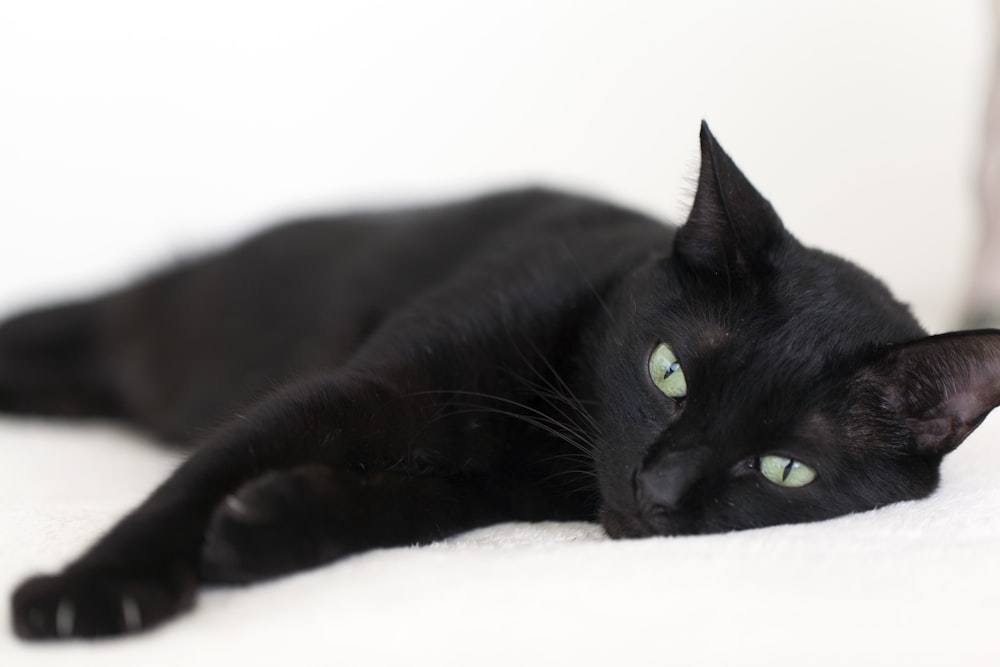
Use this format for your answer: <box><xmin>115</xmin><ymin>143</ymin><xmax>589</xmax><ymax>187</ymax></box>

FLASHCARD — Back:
<box><xmin>1</xmin><ymin>383</ymin><xmax>998</xmax><ymax>666</ymax></box>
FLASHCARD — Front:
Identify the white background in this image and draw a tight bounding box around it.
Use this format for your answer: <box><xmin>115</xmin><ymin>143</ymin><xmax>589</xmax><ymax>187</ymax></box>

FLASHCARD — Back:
<box><xmin>0</xmin><ymin>0</ymin><xmax>989</xmax><ymax>328</ymax></box>
<box><xmin>1</xmin><ymin>2</ymin><xmax>997</xmax><ymax>665</ymax></box>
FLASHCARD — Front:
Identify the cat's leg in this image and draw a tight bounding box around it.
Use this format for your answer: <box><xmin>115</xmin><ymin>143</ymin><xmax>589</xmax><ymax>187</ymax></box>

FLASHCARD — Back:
<box><xmin>10</xmin><ymin>374</ymin><xmax>458</xmax><ymax>639</ymax></box>
<box><xmin>198</xmin><ymin>465</ymin><xmax>497</xmax><ymax>584</ymax></box>
<box><xmin>0</xmin><ymin>299</ymin><xmax>123</xmax><ymax>418</ymax></box>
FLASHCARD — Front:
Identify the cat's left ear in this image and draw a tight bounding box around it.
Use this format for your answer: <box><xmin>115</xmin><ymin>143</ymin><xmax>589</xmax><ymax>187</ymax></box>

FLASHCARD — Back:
<box><xmin>860</xmin><ymin>330</ymin><xmax>1000</xmax><ymax>456</ymax></box>
<box><xmin>674</xmin><ymin>122</ymin><xmax>791</xmax><ymax>276</ymax></box>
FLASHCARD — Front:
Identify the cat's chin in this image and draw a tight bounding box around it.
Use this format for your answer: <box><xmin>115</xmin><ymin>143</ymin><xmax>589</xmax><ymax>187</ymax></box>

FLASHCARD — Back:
<box><xmin>600</xmin><ymin>505</ymin><xmax>701</xmax><ymax>539</ymax></box>
<box><xmin>600</xmin><ymin>506</ymin><xmax>659</xmax><ymax>539</ymax></box>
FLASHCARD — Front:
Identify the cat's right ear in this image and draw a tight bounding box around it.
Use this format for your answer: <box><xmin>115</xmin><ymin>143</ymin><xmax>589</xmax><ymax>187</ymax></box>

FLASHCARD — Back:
<box><xmin>859</xmin><ymin>330</ymin><xmax>1000</xmax><ymax>457</ymax></box>
<box><xmin>674</xmin><ymin>122</ymin><xmax>790</xmax><ymax>277</ymax></box>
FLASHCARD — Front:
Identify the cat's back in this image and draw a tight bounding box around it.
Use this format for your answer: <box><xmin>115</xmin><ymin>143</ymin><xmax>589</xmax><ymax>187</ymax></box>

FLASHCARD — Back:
<box><xmin>238</xmin><ymin>186</ymin><xmax>660</xmax><ymax>268</ymax></box>
<box><xmin>103</xmin><ymin>187</ymin><xmax>670</xmax><ymax>439</ymax></box>
<box><xmin>113</xmin><ymin>187</ymin><xmax>666</xmax><ymax>327</ymax></box>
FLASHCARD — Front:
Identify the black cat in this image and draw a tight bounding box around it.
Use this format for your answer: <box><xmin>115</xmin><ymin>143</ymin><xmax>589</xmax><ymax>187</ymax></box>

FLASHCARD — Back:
<box><xmin>7</xmin><ymin>123</ymin><xmax>1000</xmax><ymax>639</ymax></box>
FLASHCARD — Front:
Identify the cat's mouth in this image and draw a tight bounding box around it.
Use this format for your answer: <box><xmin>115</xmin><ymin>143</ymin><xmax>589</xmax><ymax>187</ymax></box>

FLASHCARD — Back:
<box><xmin>600</xmin><ymin>500</ymin><xmax>702</xmax><ymax>539</ymax></box>
<box><xmin>600</xmin><ymin>505</ymin><xmax>666</xmax><ymax>539</ymax></box>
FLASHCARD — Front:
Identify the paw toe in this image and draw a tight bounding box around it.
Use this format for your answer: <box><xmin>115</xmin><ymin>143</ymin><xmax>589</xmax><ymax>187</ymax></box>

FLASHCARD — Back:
<box><xmin>11</xmin><ymin>568</ymin><xmax>193</xmax><ymax>640</ymax></box>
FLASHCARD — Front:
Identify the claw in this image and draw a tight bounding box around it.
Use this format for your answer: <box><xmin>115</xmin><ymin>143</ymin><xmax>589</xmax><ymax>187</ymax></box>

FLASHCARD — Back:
<box><xmin>121</xmin><ymin>595</ymin><xmax>142</xmax><ymax>633</ymax></box>
<box><xmin>224</xmin><ymin>494</ymin><xmax>252</xmax><ymax>517</ymax></box>
<box><xmin>55</xmin><ymin>599</ymin><xmax>75</xmax><ymax>638</ymax></box>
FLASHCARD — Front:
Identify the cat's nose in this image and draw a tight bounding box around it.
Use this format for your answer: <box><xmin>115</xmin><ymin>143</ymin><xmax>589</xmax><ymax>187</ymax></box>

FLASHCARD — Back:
<box><xmin>635</xmin><ymin>466</ymin><xmax>689</xmax><ymax>511</ymax></box>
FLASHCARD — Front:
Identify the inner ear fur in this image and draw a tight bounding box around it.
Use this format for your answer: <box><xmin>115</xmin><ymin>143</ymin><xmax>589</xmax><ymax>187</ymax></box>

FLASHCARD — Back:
<box><xmin>864</xmin><ymin>330</ymin><xmax>1000</xmax><ymax>456</ymax></box>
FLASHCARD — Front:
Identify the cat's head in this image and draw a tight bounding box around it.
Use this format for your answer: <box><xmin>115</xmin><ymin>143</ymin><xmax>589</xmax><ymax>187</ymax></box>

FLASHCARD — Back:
<box><xmin>592</xmin><ymin>122</ymin><xmax>1000</xmax><ymax>538</ymax></box>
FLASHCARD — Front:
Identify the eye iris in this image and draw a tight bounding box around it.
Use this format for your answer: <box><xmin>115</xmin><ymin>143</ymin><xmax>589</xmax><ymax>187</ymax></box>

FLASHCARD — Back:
<box><xmin>759</xmin><ymin>455</ymin><xmax>816</xmax><ymax>488</ymax></box>
<box><xmin>648</xmin><ymin>343</ymin><xmax>687</xmax><ymax>399</ymax></box>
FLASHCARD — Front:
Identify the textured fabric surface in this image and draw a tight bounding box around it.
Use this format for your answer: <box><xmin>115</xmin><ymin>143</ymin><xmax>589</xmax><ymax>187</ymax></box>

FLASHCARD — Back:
<box><xmin>1</xmin><ymin>384</ymin><xmax>998</xmax><ymax>665</ymax></box>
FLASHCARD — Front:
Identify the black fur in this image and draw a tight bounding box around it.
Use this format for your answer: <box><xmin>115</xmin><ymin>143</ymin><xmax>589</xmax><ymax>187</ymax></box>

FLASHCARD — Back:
<box><xmin>7</xmin><ymin>123</ymin><xmax>1000</xmax><ymax>639</ymax></box>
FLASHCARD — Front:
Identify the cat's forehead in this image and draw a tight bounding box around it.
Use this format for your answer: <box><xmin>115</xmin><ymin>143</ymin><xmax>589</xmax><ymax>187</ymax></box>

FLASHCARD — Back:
<box><xmin>774</xmin><ymin>251</ymin><xmax>922</xmax><ymax>354</ymax></box>
<box><xmin>674</xmin><ymin>247</ymin><xmax>923</xmax><ymax>366</ymax></box>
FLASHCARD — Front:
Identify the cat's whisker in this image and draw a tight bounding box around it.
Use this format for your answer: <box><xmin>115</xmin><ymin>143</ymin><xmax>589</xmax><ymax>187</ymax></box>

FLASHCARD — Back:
<box><xmin>537</xmin><ymin>454</ymin><xmax>598</xmax><ymax>477</ymax></box>
<box><xmin>442</xmin><ymin>404</ymin><xmax>595</xmax><ymax>456</ymax></box>
<box><xmin>408</xmin><ymin>388</ymin><xmax>596</xmax><ymax>453</ymax></box>
<box><xmin>503</xmin><ymin>330</ymin><xmax>597</xmax><ymax>414</ymax></box>
<box><xmin>494</xmin><ymin>351</ymin><xmax>604</xmax><ymax>440</ymax></box>
<box><xmin>528</xmin><ymin>383</ymin><xmax>602</xmax><ymax>437</ymax></box>
<box><xmin>493</xmin><ymin>315</ymin><xmax>602</xmax><ymax>432</ymax></box>
<box><xmin>505</xmin><ymin>365</ymin><xmax>599</xmax><ymax>429</ymax></box>
<box><xmin>442</xmin><ymin>405</ymin><xmax>594</xmax><ymax>458</ymax></box>
<box><xmin>536</xmin><ymin>465</ymin><xmax>600</xmax><ymax>497</ymax></box>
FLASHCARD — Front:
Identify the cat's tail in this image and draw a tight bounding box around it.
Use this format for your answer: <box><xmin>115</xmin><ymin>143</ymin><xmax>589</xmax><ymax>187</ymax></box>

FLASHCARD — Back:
<box><xmin>0</xmin><ymin>299</ymin><xmax>125</xmax><ymax>418</ymax></box>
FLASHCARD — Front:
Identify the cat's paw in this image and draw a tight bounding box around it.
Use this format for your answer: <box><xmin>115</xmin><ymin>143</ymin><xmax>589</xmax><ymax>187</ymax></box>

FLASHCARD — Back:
<box><xmin>11</xmin><ymin>566</ymin><xmax>196</xmax><ymax>640</ymax></box>
<box><xmin>200</xmin><ymin>466</ymin><xmax>347</xmax><ymax>584</ymax></box>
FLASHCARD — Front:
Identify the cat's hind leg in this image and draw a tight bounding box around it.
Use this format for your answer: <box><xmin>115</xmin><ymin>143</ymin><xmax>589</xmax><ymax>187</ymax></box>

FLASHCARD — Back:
<box><xmin>0</xmin><ymin>299</ymin><xmax>124</xmax><ymax>418</ymax></box>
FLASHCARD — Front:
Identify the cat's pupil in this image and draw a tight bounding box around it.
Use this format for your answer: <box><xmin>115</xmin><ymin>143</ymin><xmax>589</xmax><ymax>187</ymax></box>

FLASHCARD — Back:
<box><xmin>758</xmin><ymin>455</ymin><xmax>817</xmax><ymax>487</ymax></box>
<box><xmin>648</xmin><ymin>343</ymin><xmax>688</xmax><ymax>399</ymax></box>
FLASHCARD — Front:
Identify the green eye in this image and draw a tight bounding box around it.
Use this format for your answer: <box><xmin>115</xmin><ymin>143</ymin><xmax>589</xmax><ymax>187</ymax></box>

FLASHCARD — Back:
<box><xmin>648</xmin><ymin>343</ymin><xmax>687</xmax><ymax>399</ymax></box>
<box><xmin>759</xmin><ymin>455</ymin><xmax>816</xmax><ymax>488</ymax></box>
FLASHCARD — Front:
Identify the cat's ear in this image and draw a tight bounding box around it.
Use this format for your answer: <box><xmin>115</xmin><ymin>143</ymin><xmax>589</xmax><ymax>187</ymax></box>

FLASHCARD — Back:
<box><xmin>860</xmin><ymin>330</ymin><xmax>1000</xmax><ymax>456</ymax></box>
<box><xmin>674</xmin><ymin>122</ymin><xmax>789</xmax><ymax>276</ymax></box>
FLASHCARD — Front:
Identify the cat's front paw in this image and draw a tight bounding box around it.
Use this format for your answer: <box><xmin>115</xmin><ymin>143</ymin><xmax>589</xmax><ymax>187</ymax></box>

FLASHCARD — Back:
<box><xmin>199</xmin><ymin>466</ymin><xmax>352</xmax><ymax>584</ymax></box>
<box><xmin>11</xmin><ymin>566</ymin><xmax>196</xmax><ymax>640</ymax></box>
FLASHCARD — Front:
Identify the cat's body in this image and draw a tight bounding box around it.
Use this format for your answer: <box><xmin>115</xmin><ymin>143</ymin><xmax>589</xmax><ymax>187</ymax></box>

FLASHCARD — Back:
<box><xmin>8</xmin><ymin>125</ymin><xmax>1000</xmax><ymax>639</ymax></box>
<box><xmin>52</xmin><ymin>187</ymin><xmax>665</xmax><ymax>446</ymax></box>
